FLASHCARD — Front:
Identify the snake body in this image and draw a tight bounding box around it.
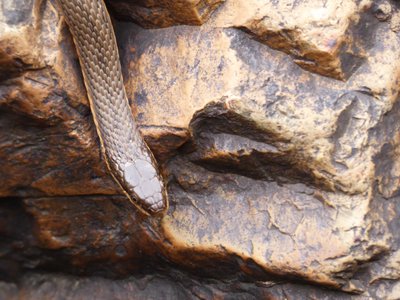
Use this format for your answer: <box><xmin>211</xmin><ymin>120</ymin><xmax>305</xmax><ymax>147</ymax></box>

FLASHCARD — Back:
<box><xmin>57</xmin><ymin>0</ymin><xmax>168</xmax><ymax>215</ymax></box>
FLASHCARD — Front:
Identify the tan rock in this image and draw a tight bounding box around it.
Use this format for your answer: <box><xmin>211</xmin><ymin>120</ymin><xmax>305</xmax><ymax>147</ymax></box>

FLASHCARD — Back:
<box><xmin>124</xmin><ymin>23</ymin><xmax>400</xmax><ymax>195</ymax></box>
<box><xmin>0</xmin><ymin>272</ymin><xmax>376</xmax><ymax>299</ymax></box>
<box><xmin>0</xmin><ymin>0</ymin><xmax>400</xmax><ymax>297</ymax></box>
<box><xmin>0</xmin><ymin>0</ymin><xmax>44</xmax><ymax>78</ymax></box>
<box><xmin>0</xmin><ymin>0</ymin><xmax>120</xmax><ymax>197</ymax></box>
<box><xmin>209</xmin><ymin>0</ymin><xmax>374</xmax><ymax>80</ymax></box>
<box><xmin>22</xmin><ymin>196</ymin><xmax>163</xmax><ymax>272</ymax></box>
<box><xmin>108</xmin><ymin>0</ymin><xmax>225</xmax><ymax>28</ymax></box>
<box><xmin>19</xmin><ymin>188</ymin><xmax>389</xmax><ymax>289</ymax></box>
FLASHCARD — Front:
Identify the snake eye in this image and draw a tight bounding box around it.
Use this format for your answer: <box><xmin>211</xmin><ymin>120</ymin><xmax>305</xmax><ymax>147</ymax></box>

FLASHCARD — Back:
<box><xmin>122</xmin><ymin>160</ymin><xmax>167</xmax><ymax>214</ymax></box>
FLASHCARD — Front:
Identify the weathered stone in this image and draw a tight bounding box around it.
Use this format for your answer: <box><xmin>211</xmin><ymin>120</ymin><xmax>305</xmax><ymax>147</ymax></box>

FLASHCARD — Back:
<box><xmin>0</xmin><ymin>0</ymin><xmax>122</xmax><ymax>197</ymax></box>
<box><xmin>0</xmin><ymin>281</ymin><xmax>17</xmax><ymax>300</ymax></box>
<box><xmin>3</xmin><ymin>173</ymin><xmax>392</xmax><ymax>291</ymax></box>
<box><xmin>209</xmin><ymin>0</ymin><xmax>376</xmax><ymax>80</ymax></box>
<box><xmin>121</xmin><ymin>23</ymin><xmax>400</xmax><ymax>196</ymax></box>
<box><xmin>374</xmin><ymin>1</ymin><xmax>392</xmax><ymax>21</ymax></box>
<box><xmin>0</xmin><ymin>271</ymin><xmax>386</xmax><ymax>300</ymax></box>
<box><xmin>107</xmin><ymin>0</ymin><xmax>224</xmax><ymax>28</ymax></box>
<box><xmin>0</xmin><ymin>0</ymin><xmax>44</xmax><ymax>80</ymax></box>
<box><xmin>1</xmin><ymin>0</ymin><xmax>400</xmax><ymax>299</ymax></box>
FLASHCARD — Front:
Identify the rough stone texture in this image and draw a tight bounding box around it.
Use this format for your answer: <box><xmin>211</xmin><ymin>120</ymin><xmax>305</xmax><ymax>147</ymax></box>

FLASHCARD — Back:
<box><xmin>1</xmin><ymin>196</ymin><xmax>400</xmax><ymax>298</ymax></box>
<box><xmin>0</xmin><ymin>0</ymin><xmax>121</xmax><ymax>197</ymax></box>
<box><xmin>0</xmin><ymin>271</ymin><xmax>394</xmax><ymax>300</ymax></box>
<box><xmin>107</xmin><ymin>0</ymin><xmax>225</xmax><ymax>28</ymax></box>
<box><xmin>1</xmin><ymin>0</ymin><xmax>400</xmax><ymax>299</ymax></box>
<box><xmin>207</xmin><ymin>0</ymin><xmax>376</xmax><ymax>80</ymax></box>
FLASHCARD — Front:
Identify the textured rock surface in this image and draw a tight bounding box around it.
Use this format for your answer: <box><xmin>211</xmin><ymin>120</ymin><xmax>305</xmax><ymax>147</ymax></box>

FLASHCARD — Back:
<box><xmin>0</xmin><ymin>0</ymin><xmax>120</xmax><ymax>197</ymax></box>
<box><xmin>107</xmin><ymin>0</ymin><xmax>225</xmax><ymax>28</ymax></box>
<box><xmin>1</xmin><ymin>0</ymin><xmax>400</xmax><ymax>299</ymax></box>
<box><xmin>209</xmin><ymin>0</ymin><xmax>375</xmax><ymax>80</ymax></box>
<box><xmin>2</xmin><ymin>271</ymin><xmax>398</xmax><ymax>300</ymax></box>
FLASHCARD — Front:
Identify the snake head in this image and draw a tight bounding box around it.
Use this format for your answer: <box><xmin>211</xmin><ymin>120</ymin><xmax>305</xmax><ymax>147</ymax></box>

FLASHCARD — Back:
<box><xmin>120</xmin><ymin>159</ymin><xmax>168</xmax><ymax>215</ymax></box>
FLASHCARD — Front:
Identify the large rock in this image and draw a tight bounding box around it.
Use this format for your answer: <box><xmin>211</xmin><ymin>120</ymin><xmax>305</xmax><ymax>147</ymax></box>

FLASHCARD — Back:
<box><xmin>1</xmin><ymin>0</ymin><xmax>400</xmax><ymax>298</ymax></box>
<box><xmin>0</xmin><ymin>0</ymin><xmax>120</xmax><ymax>197</ymax></box>
<box><xmin>107</xmin><ymin>0</ymin><xmax>225</xmax><ymax>28</ymax></box>
<box><xmin>208</xmin><ymin>0</ymin><xmax>376</xmax><ymax>80</ymax></box>
<box><xmin>0</xmin><ymin>271</ymin><xmax>395</xmax><ymax>300</ymax></box>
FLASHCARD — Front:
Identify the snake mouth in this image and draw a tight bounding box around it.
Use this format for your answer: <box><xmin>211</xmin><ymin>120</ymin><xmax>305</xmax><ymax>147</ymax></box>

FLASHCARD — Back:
<box><xmin>145</xmin><ymin>191</ymin><xmax>169</xmax><ymax>215</ymax></box>
<box><xmin>124</xmin><ymin>188</ymin><xmax>168</xmax><ymax>216</ymax></box>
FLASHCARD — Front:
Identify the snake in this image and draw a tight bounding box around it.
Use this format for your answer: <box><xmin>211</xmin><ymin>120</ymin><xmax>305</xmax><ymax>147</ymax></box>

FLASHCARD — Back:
<box><xmin>56</xmin><ymin>0</ymin><xmax>168</xmax><ymax>215</ymax></box>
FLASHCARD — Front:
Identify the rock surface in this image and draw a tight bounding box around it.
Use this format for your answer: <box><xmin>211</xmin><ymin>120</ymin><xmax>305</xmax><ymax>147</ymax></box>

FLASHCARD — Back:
<box><xmin>1</xmin><ymin>0</ymin><xmax>400</xmax><ymax>299</ymax></box>
<box><xmin>107</xmin><ymin>0</ymin><xmax>225</xmax><ymax>28</ymax></box>
<box><xmin>209</xmin><ymin>0</ymin><xmax>374</xmax><ymax>80</ymax></box>
<box><xmin>2</xmin><ymin>271</ymin><xmax>399</xmax><ymax>300</ymax></box>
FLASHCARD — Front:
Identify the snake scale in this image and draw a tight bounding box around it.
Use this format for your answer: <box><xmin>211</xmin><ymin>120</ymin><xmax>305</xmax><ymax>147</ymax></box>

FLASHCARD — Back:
<box><xmin>57</xmin><ymin>0</ymin><xmax>168</xmax><ymax>215</ymax></box>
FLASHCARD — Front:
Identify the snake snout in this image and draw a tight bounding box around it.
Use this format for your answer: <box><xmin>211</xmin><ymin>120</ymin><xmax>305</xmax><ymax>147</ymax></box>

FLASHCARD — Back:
<box><xmin>122</xmin><ymin>160</ymin><xmax>168</xmax><ymax>215</ymax></box>
<box><xmin>146</xmin><ymin>195</ymin><xmax>168</xmax><ymax>214</ymax></box>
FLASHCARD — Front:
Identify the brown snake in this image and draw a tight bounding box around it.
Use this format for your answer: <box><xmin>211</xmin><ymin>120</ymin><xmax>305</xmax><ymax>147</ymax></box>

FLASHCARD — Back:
<box><xmin>57</xmin><ymin>0</ymin><xmax>168</xmax><ymax>215</ymax></box>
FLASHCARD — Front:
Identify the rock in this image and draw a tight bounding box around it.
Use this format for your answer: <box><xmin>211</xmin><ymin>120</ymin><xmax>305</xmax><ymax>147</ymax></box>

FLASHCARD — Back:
<box><xmin>1</xmin><ymin>0</ymin><xmax>400</xmax><ymax>299</ymax></box>
<box><xmin>208</xmin><ymin>0</ymin><xmax>376</xmax><ymax>80</ymax></box>
<box><xmin>374</xmin><ymin>1</ymin><xmax>392</xmax><ymax>21</ymax></box>
<box><xmin>0</xmin><ymin>281</ymin><xmax>17</xmax><ymax>300</ymax></box>
<box><xmin>21</xmin><ymin>196</ymin><xmax>165</xmax><ymax>276</ymax></box>
<box><xmin>120</xmin><ymin>22</ymin><xmax>400</xmax><ymax>196</ymax></box>
<box><xmin>0</xmin><ymin>0</ymin><xmax>120</xmax><ymax>197</ymax></box>
<box><xmin>107</xmin><ymin>0</ymin><xmax>225</xmax><ymax>28</ymax></box>
<box><xmin>0</xmin><ymin>271</ymin><xmax>381</xmax><ymax>299</ymax></box>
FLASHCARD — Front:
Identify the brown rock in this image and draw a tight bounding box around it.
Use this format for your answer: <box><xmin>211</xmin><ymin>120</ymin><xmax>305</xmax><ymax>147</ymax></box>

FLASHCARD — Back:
<box><xmin>107</xmin><ymin>0</ymin><xmax>225</xmax><ymax>28</ymax></box>
<box><xmin>1</xmin><ymin>0</ymin><xmax>400</xmax><ymax>299</ymax></box>
<box><xmin>22</xmin><ymin>196</ymin><xmax>165</xmax><ymax>276</ymax></box>
<box><xmin>0</xmin><ymin>271</ymin><xmax>384</xmax><ymax>300</ymax></box>
<box><xmin>208</xmin><ymin>0</ymin><xmax>375</xmax><ymax>80</ymax></box>
<box><xmin>374</xmin><ymin>1</ymin><xmax>392</xmax><ymax>21</ymax></box>
<box><xmin>0</xmin><ymin>195</ymin><xmax>398</xmax><ymax>298</ymax></box>
<box><xmin>121</xmin><ymin>22</ymin><xmax>400</xmax><ymax>196</ymax></box>
<box><xmin>0</xmin><ymin>0</ymin><xmax>120</xmax><ymax>197</ymax></box>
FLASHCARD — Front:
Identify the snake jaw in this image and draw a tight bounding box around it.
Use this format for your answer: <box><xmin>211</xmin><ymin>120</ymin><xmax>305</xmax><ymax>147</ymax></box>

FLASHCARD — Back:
<box><xmin>122</xmin><ymin>161</ymin><xmax>168</xmax><ymax>215</ymax></box>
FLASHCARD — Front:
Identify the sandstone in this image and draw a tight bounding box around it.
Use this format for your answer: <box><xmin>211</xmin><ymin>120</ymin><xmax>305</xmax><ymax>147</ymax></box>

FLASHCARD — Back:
<box><xmin>0</xmin><ymin>195</ymin><xmax>398</xmax><ymax>298</ymax></box>
<box><xmin>209</xmin><ymin>0</ymin><xmax>375</xmax><ymax>80</ymax></box>
<box><xmin>0</xmin><ymin>0</ymin><xmax>120</xmax><ymax>197</ymax></box>
<box><xmin>1</xmin><ymin>0</ymin><xmax>400</xmax><ymax>298</ymax></box>
<box><xmin>107</xmin><ymin>0</ymin><xmax>225</xmax><ymax>28</ymax></box>
<box><xmin>0</xmin><ymin>271</ymin><xmax>387</xmax><ymax>299</ymax></box>
<box><xmin>121</xmin><ymin>22</ymin><xmax>400</xmax><ymax>196</ymax></box>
